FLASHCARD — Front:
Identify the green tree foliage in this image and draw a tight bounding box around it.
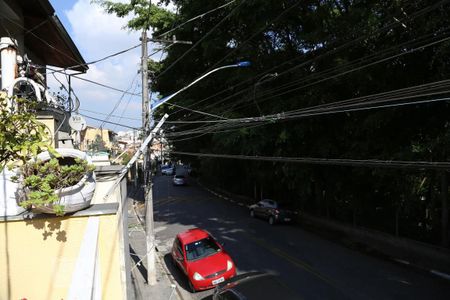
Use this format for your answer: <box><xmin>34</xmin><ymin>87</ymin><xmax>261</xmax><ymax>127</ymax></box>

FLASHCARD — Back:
<box><xmin>0</xmin><ymin>95</ymin><xmax>53</xmax><ymax>170</ymax></box>
<box><xmin>88</xmin><ymin>134</ymin><xmax>107</xmax><ymax>152</ymax></box>
<box><xmin>102</xmin><ymin>0</ymin><xmax>450</xmax><ymax>245</ymax></box>
<box><xmin>93</xmin><ymin>0</ymin><xmax>176</xmax><ymax>31</ymax></box>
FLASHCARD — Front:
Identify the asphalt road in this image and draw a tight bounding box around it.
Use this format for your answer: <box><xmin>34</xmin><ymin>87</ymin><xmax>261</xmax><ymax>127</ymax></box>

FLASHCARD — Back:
<box><xmin>152</xmin><ymin>171</ymin><xmax>450</xmax><ymax>300</ymax></box>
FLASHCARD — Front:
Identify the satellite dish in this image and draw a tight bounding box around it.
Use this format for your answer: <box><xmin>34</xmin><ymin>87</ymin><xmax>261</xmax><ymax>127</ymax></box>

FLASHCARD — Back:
<box><xmin>69</xmin><ymin>114</ymin><xmax>87</xmax><ymax>131</ymax></box>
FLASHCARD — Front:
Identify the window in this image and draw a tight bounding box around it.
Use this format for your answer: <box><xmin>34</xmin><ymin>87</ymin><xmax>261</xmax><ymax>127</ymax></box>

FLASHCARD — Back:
<box><xmin>185</xmin><ymin>237</ymin><xmax>221</xmax><ymax>261</ymax></box>
<box><xmin>174</xmin><ymin>238</ymin><xmax>183</xmax><ymax>257</ymax></box>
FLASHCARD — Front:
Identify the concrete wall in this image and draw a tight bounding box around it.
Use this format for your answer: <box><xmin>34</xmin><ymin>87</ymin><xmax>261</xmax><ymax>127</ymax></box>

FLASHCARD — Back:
<box><xmin>0</xmin><ymin>205</ymin><xmax>123</xmax><ymax>299</ymax></box>
<box><xmin>92</xmin><ymin>165</ymin><xmax>124</xmax><ymax>205</ymax></box>
<box><xmin>0</xmin><ymin>165</ymin><xmax>132</xmax><ymax>299</ymax></box>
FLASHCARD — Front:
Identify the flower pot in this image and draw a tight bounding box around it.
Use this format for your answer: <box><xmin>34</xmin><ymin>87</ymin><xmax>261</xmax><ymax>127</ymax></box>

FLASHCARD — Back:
<box><xmin>0</xmin><ymin>168</ymin><xmax>26</xmax><ymax>216</ymax></box>
<box><xmin>28</xmin><ymin>148</ymin><xmax>96</xmax><ymax>215</ymax></box>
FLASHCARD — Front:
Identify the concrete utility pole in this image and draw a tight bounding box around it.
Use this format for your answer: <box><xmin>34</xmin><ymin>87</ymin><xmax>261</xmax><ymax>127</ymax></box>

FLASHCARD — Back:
<box><xmin>141</xmin><ymin>30</ymin><xmax>150</xmax><ymax>133</ymax></box>
<box><xmin>140</xmin><ymin>5</ymin><xmax>157</xmax><ymax>284</ymax></box>
<box><xmin>442</xmin><ymin>172</ymin><xmax>449</xmax><ymax>247</ymax></box>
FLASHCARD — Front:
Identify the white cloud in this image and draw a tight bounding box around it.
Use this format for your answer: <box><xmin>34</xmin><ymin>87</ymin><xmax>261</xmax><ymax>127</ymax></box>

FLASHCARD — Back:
<box><xmin>67</xmin><ymin>0</ymin><xmax>140</xmax><ymax>59</ymax></box>
<box><xmin>48</xmin><ymin>0</ymin><xmax>145</xmax><ymax>131</ymax></box>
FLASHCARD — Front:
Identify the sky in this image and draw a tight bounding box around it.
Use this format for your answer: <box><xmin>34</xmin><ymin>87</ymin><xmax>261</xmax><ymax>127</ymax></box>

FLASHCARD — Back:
<box><xmin>48</xmin><ymin>0</ymin><xmax>162</xmax><ymax>133</ymax></box>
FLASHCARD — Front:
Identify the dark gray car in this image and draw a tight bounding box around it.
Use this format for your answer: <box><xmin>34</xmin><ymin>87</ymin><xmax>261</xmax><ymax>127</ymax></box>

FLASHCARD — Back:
<box><xmin>249</xmin><ymin>199</ymin><xmax>293</xmax><ymax>225</ymax></box>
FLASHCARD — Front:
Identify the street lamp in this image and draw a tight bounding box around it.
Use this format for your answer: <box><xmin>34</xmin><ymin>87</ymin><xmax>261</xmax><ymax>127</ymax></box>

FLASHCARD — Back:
<box><xmin>151</xmin><ymin>61</ymin><xmax>251</xmax><ymax>111</ymax></box>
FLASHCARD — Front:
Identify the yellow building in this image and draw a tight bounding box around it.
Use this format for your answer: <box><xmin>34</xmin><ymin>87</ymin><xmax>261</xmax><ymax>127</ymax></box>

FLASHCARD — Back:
<box><xmin>1</xmin><ymin>1</ymin><xmax>132</xmax><ymax>298</ymax></box>
<box><xmin>1</xmin><ymin>166</ymin><xmax>131</xmax><ymax>299</ymax></box>
<box><xmin>80</xmin><ymin>126</ymin><xmax>117</xmax><ymax>152</ymax></box>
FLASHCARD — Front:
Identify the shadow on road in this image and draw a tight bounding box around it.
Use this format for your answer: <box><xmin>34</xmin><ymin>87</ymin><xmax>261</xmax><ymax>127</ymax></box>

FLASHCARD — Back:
<box><xmin>162</xmin><ymin>253</ymin><xmax>191</xmax><ymax>292</ymax></box>
<box><xmin>130</xmin><ymin>245</ymin><xmax>148</xmax><ymax>284</ymax></box>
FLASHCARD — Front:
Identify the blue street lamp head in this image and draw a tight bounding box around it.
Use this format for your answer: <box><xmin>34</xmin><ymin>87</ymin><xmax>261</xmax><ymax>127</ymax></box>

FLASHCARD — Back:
<box><xmin>236</xmin><ymin>61</ymin><xmax>251</xmax><ymax>67</ymax></box>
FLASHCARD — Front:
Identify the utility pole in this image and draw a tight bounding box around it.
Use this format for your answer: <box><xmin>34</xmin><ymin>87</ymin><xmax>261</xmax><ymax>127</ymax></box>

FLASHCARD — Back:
<box><xmin>138</xmin><ymin>2</ymin><xmax>218</xmax><ymax>286</ymax></box>
<box><xmin>142</xmin><ymin>30</ymin><xmax>149</xmax><ymax>133</ymax></box>
<box><xmin>140</xmin><ymin>4</ymin><xmax>157</xmax><ymax>285</ymax></box>
<box><xmin>442</xmin><ymin>171</ymin><xmax>449</xmax><ymax>247</ymax></box>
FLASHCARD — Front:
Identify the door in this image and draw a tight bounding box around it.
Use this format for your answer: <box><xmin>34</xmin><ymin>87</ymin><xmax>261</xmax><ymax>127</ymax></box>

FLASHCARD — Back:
<box><xmin>254</xmin><ymin>201</ymin><xmax>265</xmax><ymax>217</ymax></box>
<box><xmin>172</xmin><ymin>238</ymin><xmax>186</xmax><ymax>274</ymax></box>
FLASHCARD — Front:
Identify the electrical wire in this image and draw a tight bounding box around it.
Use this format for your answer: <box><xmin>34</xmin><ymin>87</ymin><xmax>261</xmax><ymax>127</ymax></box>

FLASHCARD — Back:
<box><xmin>112</xmin><ymin>79</ymin><xmax>141</xmax><ymax>131</ymax></box>
<box><xmin>79</xmin><ymin>108</ymin><xmax>141</xmax><ymax>121</ymax></box>
<box><xmin>80</xmin><ymin>113</ymin><xmax>140</xmax><ymax>130</ymax></box>
<box><xmin>167</xmin><ymin>102</ymin><xmax>229</xmax><ymax>119</ymax></box>
<box><xmin>171</xmin><ymin>151</ymin><xmax>450</xmax><ymax>171</ymax></box>
<box><xmin>155</xmin><ymin>0</ymin><xmax>247</xmax><ymax>79</ymax></box>
<box><xmin>225</xmin><ymin>32</ymin><xmax>450</xmax><ymax>115</ymax></box>
<box><xmin>155</xmin><ymin>0</ymin><xmax>237</xmax><ymax>39</ymax></box>
<box><xmin>162</xmin><ymin>0</ymin><xmax>450</xmax><ymax>122</ymax></box>
<box><xmin>187</xmin><ymin>28</ymin><xmax>450</xmax><ymax>120</ymax></box>
<box><xmin>99</xmin><ymin>73</ymin><xmax>140</xmax><ymax>128</ymax></box>
<box><xmin>261</xmin><ymin>36</ymin><xmax>450</xmax><ymax>109</ymax></box>
<box><xmin>64</xmin><ymin>72</ymin><xmax>82</xmax><ymax>112</ymax></box>
<box><xmin>47</xmin><ymin>66</ymin><xmax>141</xmax><ymax>96</ymax></box>
<box><xmin>163</xmin><ymin>79</ymin><xmax>450</xmax><ymax>139</ymax></box>
<box><xmin>46</xmin><ymin>45</ymin><xmax>165</xmax><ymax>76</ymax></box>
<box><xmin>167</xmin><ymin>80</ymin><xmax>450</xmax><ymax>141</ymax></box>
<box><xmin>58</xmin><ymin>44</ymin><xmax>141</xmax><ymax>71</ymax></box>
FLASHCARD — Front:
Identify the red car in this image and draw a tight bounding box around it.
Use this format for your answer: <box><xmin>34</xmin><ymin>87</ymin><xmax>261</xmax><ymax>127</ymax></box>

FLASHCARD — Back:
<box><xmin>171</xmin><ymin>228</ymin><xmax>237</xmax><ymax>292</ymax></box>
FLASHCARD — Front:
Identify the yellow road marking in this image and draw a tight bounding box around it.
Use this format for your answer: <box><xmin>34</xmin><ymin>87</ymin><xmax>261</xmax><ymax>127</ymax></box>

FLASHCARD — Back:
<box><xmin>154</xmin><ymin>197</ymin><xmax>181</xmax><ymax>206</ymax></box>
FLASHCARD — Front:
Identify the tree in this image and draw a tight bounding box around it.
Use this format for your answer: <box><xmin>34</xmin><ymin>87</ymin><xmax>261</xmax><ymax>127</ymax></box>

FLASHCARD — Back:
<box><xmin>88</xmin><ymin>134</ymin><xmax>107</xmax><ymax>152</ymax></box>
<box><xmin>148</xmin><ymin>0</ymin><xmax>450</xmax><ymax>246</ymax></box>
<box><xmin>99</xmin><ymin>0</ymin><xmax>450</xmax><ymax>246</ymax></box>
<box><xmin>93</xmin><ymin>0</ymin><xmax>175</xmax><ymax>32</ymax></box>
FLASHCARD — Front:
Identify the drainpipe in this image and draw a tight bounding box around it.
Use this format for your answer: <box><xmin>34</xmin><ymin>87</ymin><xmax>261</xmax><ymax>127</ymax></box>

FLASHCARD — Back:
<box><xmin>0</xmin><ymin>37</ymin><xmax>18</xmax><ymax>91</ymax></box>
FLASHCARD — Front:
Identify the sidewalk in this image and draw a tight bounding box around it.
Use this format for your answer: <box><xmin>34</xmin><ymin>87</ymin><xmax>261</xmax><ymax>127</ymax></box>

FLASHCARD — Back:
<box><xmin>127</xmin><ymin>185</ymin><xmax>183</xmax><ymax>300</ymax></box>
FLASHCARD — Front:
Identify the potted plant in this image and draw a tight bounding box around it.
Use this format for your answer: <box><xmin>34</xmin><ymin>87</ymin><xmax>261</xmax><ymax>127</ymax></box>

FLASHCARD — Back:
<box><xmin>1</xmin><ymin>95</ymin><xmax>52</xmax><ymax>216</ymax></box>
<box><xmin>14</xmin><ymin>148</ymin><xmax>96</xmax><ymax>216</ymax></box>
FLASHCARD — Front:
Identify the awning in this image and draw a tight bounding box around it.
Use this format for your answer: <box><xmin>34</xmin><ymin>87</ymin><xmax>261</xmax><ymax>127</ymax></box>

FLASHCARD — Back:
<box><xmin>13</xmin><ymin>0</ymin><xmax>88</xmax><ymax>72</ymax></box>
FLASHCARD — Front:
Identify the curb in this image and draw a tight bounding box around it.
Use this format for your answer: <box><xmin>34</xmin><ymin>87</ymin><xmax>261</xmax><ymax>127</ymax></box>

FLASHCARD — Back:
<box><xmin>198</xmin><ymin>181</ymin><xmax>250</xmax><ymax>208</ymax></box>
<box><xmin>391</xmin><ymin>257</ymin><xmax>450</xmax><ymax>282</ymax></box>
<box><xmin>197</xmin><ymin>181</ymin><xmax>450</xmax><ymax>282</ymax></box>
<box><xmin>131</xmin><ymin>199</ymin><xmax>192</xmax><ymax>300</ymax></box>
<box><xmin>155</xmin><ymin>250</ymin><xmax>192</xmax><ymax>300</ymax></box>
